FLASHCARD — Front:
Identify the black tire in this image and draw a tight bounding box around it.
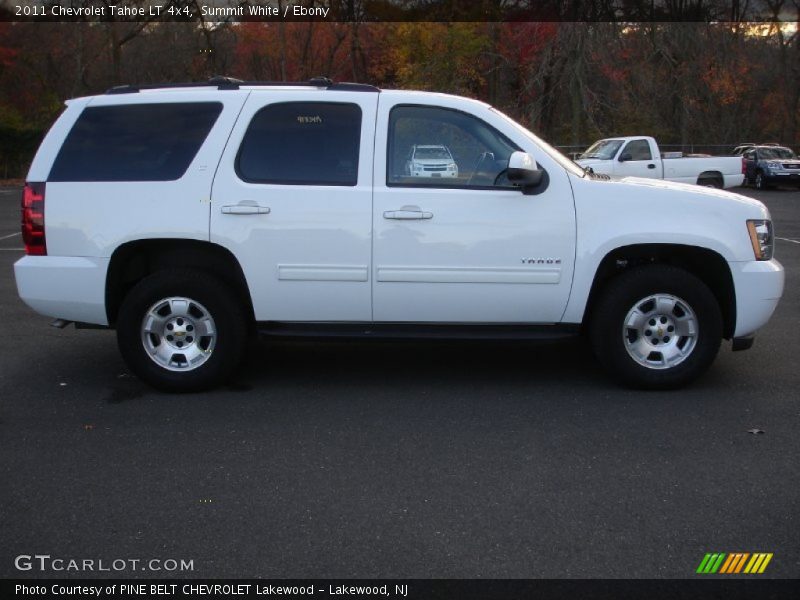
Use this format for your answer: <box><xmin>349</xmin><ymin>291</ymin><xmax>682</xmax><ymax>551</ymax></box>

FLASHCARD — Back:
<box><xmin>117</xmin><ymin>269</ymin><xmax>248</xmax><ymax>392</ymax></box>
<box><xmin>754</xmin><ymin>171</ymin><xmax>769</xmax><ymax>190</ymax></box>
<box><xmin>589</xmin><ymin>265</ymin><xmax>722</xmax><ymax>389</ymax></box>
<box><xmin>698</xmin><ymin>176</ymin><xmax>723</xmax><ymax>189</ymax></box>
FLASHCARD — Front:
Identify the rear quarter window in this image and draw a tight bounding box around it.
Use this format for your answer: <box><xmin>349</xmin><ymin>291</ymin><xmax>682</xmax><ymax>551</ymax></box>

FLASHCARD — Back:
<box><xmin>48</xmin><ymin>102</ymin><xmax>223</xmax><ymax>182</ymax></box>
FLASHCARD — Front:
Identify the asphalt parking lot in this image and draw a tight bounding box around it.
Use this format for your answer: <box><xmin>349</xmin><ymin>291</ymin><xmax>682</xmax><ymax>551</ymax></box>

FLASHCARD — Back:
<box><xmin>0</xmin><ymin>184</ymin><xmax>798</xmax><ymax>580</ymax></box>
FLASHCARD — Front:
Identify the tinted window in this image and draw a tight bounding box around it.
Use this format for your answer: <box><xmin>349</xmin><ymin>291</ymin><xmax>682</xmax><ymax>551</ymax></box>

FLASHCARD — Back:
<box><xmin>237</xmin><ymin>102</ymin><xmax>361</xmax><ymax>186</ymax></box>
<box><xmin>49</xmin><ymin>103</ymin><xmax>222</xmax><ymax>182</ymax></box>
<box><xmin>759</xmin><ymin>147</ymin><xmax>795</xmax><ymax>160</ymax></box>
<box><xmin>623</xmin><ymin>139</ymin><xmax>652</xmax><ymax>161</ymax></box>
<box><xmin>388</xmin><ymin>105</ymin><xmax>519</xmax><ymax>188</ymax></box>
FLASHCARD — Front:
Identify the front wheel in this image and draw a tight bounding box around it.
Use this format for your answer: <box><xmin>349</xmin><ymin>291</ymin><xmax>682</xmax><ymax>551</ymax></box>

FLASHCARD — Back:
<box><xmin>754</xmin><ymin>172</ymin><xmax>768</xmax><ymax>190</ymax></box>
<box><xmin>117</xmin><ymin>269</ymin><xmax>248</xmax><ymax>392</ymax></box>
<box><xmin>589</xmin><ymin>266</ymin><xmax>722</xmax><ymax>389</ymax></box>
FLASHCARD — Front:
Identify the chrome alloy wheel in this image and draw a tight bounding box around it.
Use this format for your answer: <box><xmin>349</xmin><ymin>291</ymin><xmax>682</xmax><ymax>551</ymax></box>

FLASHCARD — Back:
<box><xmin>622</xmin><ymin>294</ymin><xmax>698</xmax><ymax>370</ymax></box>
<box><xmin>140</xmin><ymin>297</ymin><xmax>217</xmax><ymax>372</ymax></box>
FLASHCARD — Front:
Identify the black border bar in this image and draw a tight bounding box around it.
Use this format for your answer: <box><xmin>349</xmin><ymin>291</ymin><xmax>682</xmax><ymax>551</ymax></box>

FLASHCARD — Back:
<box><xmin>4</xmin><ymin>579</ymin><xmax>800</xmax><ymax>600</ymax></box>
<box><xmin>1</xmin><ymin>0</ymin><xmax>799</xmax><ymax>23</ymax></box>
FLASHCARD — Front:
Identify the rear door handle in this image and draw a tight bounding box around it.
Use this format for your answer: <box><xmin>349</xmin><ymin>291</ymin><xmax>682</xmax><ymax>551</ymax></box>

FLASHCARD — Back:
<box><xmin>647</xmin><ymin>163</ymin><xmax>656</xmax><ymax>169</ymax></box>
<box><xmin>221</xmin><ymin>202</ymin><xmax>271</xmax><ymax>215</ymax></box>
<box><xmin>383</xmin><ymin>206</ymin><xmax>433</xmax><ymax>220</ymax></box>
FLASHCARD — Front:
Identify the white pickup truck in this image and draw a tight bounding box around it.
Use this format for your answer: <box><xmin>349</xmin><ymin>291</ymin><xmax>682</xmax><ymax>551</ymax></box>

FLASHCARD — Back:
<box><xmin>13</xmin><ymin>79</ymin><xmax>783</xmax><ymax>392</ymax></box>
<box><xmin>577</xmin><ymin>136</ymin><xmax>744</xmax><ymax>188</ymax></box>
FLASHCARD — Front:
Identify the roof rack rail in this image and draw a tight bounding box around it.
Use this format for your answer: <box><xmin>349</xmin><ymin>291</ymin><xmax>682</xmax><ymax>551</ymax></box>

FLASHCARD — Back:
<box><xmin>105</xmin><ymin>76</ymin><xmax>380</xmax><ymax>95</ymax></box>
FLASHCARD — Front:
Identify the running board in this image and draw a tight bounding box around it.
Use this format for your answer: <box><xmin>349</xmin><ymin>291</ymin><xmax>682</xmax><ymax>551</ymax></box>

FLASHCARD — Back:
<box><xmin>256</xmin><ymin>322</ymin><xmax>580</xmax><ymax>341</ymax></box>
<box><xmin>50</xmin><ymin>319</ymin><xmax>110</xmax><ymax>330</ymax></box>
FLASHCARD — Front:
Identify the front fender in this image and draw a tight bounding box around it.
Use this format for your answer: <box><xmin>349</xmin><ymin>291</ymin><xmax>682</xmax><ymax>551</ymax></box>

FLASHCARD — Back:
<box><xmin>561</xmin><ymin>174</ymin><xmax>766</xmax><ymax>323</ymax></box>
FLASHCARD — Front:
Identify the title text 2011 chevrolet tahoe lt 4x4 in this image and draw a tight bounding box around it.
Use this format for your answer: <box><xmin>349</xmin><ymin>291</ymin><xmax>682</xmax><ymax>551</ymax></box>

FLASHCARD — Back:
<box><xmin>14</xmin><ymin>78</ymin><xmax>784</xmax><ymax>392</ymax></box>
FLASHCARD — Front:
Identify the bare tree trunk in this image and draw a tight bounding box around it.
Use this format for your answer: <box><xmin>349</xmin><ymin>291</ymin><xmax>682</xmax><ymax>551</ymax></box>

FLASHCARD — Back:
<box><xmin>109</xmin><ymin>24</ymin><xmax>121</xmax><ymax>84</ymax></box>
<box><xmin>350</xmin><ymin>21</ymin><xmax>361</xmax><ymax>81</ymax></box>
<box><xmin>300</xmin><ymin>22</ymin><xmax>315</xmax><ymax>79</ymax></box>
<box><xmin>277</xmin><ymin>0</ymin><xmax>287</xmax><ymax>80</ymax></box>
<box><xmin>487</xmin><ymin>22</ymin><xmax>499</xmax><ymax>105</ymax></box>
<box><xmin>565</xmin><ymin>26</ymin><xmax>587</xmax><ymax>146</ymax></box>
<box><xmin>71</xmin><ymin>25</ymin><xmax>83</xmax><ymax>97</ymax></box>
<box><xmin>326</xmin><ymin>24</ymin><xmax>348</xmax><ymax>77</ymax></box>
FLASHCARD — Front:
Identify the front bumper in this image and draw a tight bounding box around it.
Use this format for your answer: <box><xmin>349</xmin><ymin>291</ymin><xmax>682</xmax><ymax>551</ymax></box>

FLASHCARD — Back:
<box><xmin>764</xmin><ymin>171</ymin><xmax>800</xmax><ymax>186</ymax></box>
<box><xmin>412</xmin><ymin>171</ymin><xmax>458</xmax><ymax>178</ymax></box>
<box><xmin>14</xmin><ymin>255</ymin><xmax>110</xmax><ymax>325</ymax></box>
<box><xmin>730</xmin><ymin>258</ymin><xmax>784</xmax><ymax>338</ymax></box>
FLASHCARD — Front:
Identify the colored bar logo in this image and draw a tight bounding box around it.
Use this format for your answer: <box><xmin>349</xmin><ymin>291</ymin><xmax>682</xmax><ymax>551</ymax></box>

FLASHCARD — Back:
<box><xmin>696</xmin><ymin>553</ymin><xmax>773</xmax><ymax>574</ymax></box>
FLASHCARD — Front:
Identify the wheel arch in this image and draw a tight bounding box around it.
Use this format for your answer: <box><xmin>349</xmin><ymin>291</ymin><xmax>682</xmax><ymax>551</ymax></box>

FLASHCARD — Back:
<box><xmin>105</xmin><ymin>239</ymin><xmax>255</xmax><ymax>327</ymax></box>
<box><xmin>583</xmin><ymin>243</ymin><xmax>736</xmax><ymax>339</ymax></box>
<box><xmin>697</xmin><ymin>170</ymin><xmax>723</xmax><ymax>186</ymax></box>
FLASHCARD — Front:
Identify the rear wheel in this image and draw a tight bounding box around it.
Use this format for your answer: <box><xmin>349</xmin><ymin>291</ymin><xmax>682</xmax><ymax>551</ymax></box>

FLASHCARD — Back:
<box><xmin>117</xmin><ymin>269</ymin><xmax>248</xmax><ymax>392</ymax></box>
<box><xmin>698</xmin><ymin>175</ymin><xmax>723</xmax><ymax>188</ymax></box>
<box><xmin>589</xmin><ymin>265</ymin><xmax>722</xmax><ymax>389</ymax></box>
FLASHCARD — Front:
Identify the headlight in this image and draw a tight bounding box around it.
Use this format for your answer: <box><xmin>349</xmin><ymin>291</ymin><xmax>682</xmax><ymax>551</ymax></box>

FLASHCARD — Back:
<box><xmin>766</xmin><ymin>162</ymin><xmax>782</xmax><ymax>171</ymax></box>
<box><xmin>747</xmin><ymin>219</ymin><xmax>773</xmax><ymax>260</ymax></box>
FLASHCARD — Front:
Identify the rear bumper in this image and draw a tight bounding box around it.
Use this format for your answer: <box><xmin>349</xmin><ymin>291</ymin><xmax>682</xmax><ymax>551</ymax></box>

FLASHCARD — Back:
<box><xmin>14</xmin><ymin>255</ymin><xmax>109</xmax><ymax>325</ymax></box>
<box><xmin>723</xmin><ymin>173</ymin><xmax>745</xmax><ymax>189</ymax></box>
<box><xmin>730</xmin><ymin>259</ymin><xmax>784</xmax><ymax>338</ymax></box>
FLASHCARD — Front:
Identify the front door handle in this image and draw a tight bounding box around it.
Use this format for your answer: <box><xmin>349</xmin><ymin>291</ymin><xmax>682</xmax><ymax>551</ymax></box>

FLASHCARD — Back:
<box><xmin>221</xmin><ymin>202</ymin><xmax>271</xmax><ymax>215</ymax></box>
<box><xmin>647</xmin><ymin>163</ymin><xmax>656</xmax><ymax>169</ymax></box>
<box><xmin>384</xmin><ymin>205</ymin><xmax>433</xmax><ymax>220</ymax></box>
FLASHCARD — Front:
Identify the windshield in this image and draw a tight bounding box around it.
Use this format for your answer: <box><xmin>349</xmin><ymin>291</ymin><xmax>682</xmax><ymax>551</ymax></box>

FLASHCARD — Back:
<box><xmin>580</xmin><ymin>139</ymin><xmax>624</xmax><ymax>160</ymax></box>
<box><xmin>414</xmin><ymin>147</ymin><xmax>451</xmax><ymax>160</ymax></box>
<box><xmin>759</xmin><ymin>147</ymin><xmax>796</xmax><ymax>160</ymax></box>
<box><xmin>490</xmin><ymin>108</ymin><xmax>586</xmax><ymax>177</ymax></box>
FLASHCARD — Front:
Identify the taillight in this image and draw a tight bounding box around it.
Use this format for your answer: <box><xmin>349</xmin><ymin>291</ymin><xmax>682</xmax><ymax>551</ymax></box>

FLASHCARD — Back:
<box><xmin>21</xmin><ymin>182</ymin><xmax>46</xmax><ymax>256</ymax></box>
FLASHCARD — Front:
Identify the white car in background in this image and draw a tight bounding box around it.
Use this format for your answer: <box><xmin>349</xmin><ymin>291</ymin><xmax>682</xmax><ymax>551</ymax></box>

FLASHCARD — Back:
<box><xmin>577</xmin><ymin>136</ymin><xmax>744</xmax><ymax>188</ymax></box>
<box><xmin>405</xmin><ymin>145</ymin><xmax>458</xmax><ymax>178</ymax></box>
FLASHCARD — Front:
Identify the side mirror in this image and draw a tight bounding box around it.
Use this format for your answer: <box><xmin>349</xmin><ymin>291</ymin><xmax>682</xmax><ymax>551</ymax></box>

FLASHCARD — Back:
<box><xmin>507</xmin><ymin>151</ymin><xmax>544</xmax><ymax>193</ymax></box>
<box><xmin>618</xmin><ymin>152</ymin><xmax>632</xmax><ymax>162</ymax></box>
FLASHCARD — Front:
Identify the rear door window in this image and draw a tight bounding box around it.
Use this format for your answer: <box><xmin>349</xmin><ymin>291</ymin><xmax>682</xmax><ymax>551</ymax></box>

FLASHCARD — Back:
<box><xmin>236</xmin><ymin>102</ymin><xmax>362</xmax><ymax>186</ymax></box>
<box><xmin>49</xmin><ymin>103</ymin><xmax>223</xmax><ymax>182</ymax></box>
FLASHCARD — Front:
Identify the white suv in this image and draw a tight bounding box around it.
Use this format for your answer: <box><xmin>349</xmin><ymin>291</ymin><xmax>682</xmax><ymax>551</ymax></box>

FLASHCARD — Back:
<box><xmin>14</xmin><ymin>77</ymin><xmax>784</xmax><ymax>392</ymax></box>
<box><xmin>405</xmin><ymin>145</ymin><xmax>458</xmax><ymax>178</ymax></box>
